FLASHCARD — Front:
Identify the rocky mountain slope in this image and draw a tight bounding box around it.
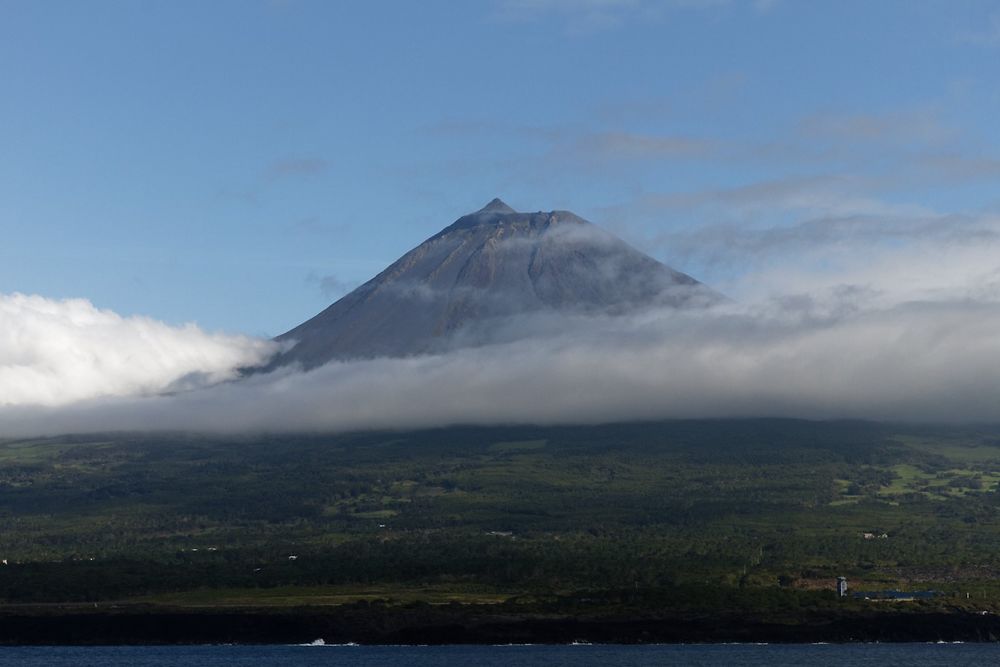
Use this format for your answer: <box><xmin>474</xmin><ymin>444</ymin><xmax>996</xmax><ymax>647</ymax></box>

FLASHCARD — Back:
<box><xmin>269</xmin><ymin>198</ymin><xmax>717</xmax><ymax>369</ymax></box>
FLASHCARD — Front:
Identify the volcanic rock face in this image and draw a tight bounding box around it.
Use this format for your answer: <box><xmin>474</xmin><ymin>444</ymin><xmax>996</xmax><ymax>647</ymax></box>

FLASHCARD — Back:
<box><xmin>269</xmin><ymin>199</ymin><xmax>718</xmax><ymax>369</ymax></box>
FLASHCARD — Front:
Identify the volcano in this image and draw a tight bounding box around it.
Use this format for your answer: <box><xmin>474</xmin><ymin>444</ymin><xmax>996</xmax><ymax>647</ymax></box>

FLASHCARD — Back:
<box><xmin>268</xmin><ymin>199</ymin><xmax>718</xmax><ymax>369</ymax></box>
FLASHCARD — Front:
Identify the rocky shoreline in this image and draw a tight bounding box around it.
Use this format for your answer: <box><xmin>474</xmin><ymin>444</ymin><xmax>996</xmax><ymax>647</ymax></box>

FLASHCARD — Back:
<box><xmin>1</xmin><ymin>606</ymin><xmax>999</xmax><ymax>645</ymax></box>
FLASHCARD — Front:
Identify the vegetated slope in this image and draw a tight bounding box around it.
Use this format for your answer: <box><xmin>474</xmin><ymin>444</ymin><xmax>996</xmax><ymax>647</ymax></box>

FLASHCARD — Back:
<box><xmin>267</xmin><ymin>199</ymin><xmax>718</xmax><ymax>369</ymax></box>
<box><xmin>4</xmin><ymin>421</ymin><xmax>1000</xmax><ymax>606</ymax></box>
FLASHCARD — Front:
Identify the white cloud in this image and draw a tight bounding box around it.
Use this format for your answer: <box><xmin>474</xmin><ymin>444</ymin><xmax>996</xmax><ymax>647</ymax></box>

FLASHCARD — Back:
<box><xmin>0</xmin><ymin>293</ymin><xmax>277</xmax><ymax>406</ymax></box>
<box><xmin>730</xmin><ymin>215</ymin><xmax>1000</xmax><ymax>305</ymax></box>
<box><xmin>7</xmin><ymin>292</ymin><xmax>1000</xmax><ymax>437</ymax></box>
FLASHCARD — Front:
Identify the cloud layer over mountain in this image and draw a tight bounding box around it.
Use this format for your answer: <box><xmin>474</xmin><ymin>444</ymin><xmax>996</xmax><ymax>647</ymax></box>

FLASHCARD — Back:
<box><xmin>3</xmin><ymin>277</ymin><xmax>1000</xmax><ymax>437</ymax></box>
<box><xmin>5</xmin><ymin>197</ymin><xmax>1000</xmax><ymax>436</ymax></box>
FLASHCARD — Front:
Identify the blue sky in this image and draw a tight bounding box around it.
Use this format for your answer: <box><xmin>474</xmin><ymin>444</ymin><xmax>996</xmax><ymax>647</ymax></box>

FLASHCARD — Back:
<box><xmin>2</xmin><ymin>0</ymin><xmax>999</xmax><ymax>336</ymax></box>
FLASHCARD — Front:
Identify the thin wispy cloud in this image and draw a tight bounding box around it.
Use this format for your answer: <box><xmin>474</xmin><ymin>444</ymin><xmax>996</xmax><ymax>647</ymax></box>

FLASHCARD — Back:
<box><xmin>752</xmin><ymin>0</ymin><xmax>779</xmax><ymax>12</ymax></box>
<box><xmin>959</xmin><ymin>10</ymin><xmax>1000</xmax><ymax>47</ymax></box>
<box><xmin>421</xmin><ymin>105</ymin><xmax>997</xmax><ymax>199</ymax></box>
<box><xmin>560</xmin><ymin>131</ymin><xmax>714</xmax><ymax>162</ymax></box>
<box><xmin>491</xmin><ymin>0</ymin><xmax>759</xmax><ymax>32</ymax></box>
<box><xmin>494</xmin><ymin>0</ymin><xmax>646</xmax><ymax>32</ymax></box>
<box><xmin>263</xmin><ymin>157</ymin><xmax>330</xmax><ymax>181</ymax></box>
<box><xmin>915</xmin><ymin>153</ymin><xmax>1000</xmax><ymax>182</ymax></box>
<box><xmin>618</xmin><ymin>174</ymin><xmax>929</xmax><ymax>219</ymax></box>
<box><xmin>305</xmin><ymin>271</ymin><xmax>357</xmax><ymax>299</ymax></box>
<box><xmin>794</xmin><ymin>110</ymin><xmax>956</xmax><ymax>148</ymax></box>
<box><xmin>424</xmin><ymin>122</ymin><xmax>715</xmax><ymax>174</ymax></box>
<box><xmin>218</xmin><ymin>156</ymin><xmax>331</xmax><ymax>206</ymax></box>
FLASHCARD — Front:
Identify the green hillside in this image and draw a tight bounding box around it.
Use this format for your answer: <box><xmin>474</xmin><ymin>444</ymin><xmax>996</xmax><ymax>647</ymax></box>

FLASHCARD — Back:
<box><xmin>2</xmin><ymin>420</ymin><xmax>1000</xmax><ymax>609</ymax></box>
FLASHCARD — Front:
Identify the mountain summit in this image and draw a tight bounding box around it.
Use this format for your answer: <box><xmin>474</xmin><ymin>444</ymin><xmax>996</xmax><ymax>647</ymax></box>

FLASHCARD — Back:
<box><xmin>269</xmin><ymin>200</ymin><xmax>718</xmax><ymax>369</ymax></box>
<box><xmin>478</xmin><ymin>197</ymin><xmax>516</xmax><ymax>214</ymax></box>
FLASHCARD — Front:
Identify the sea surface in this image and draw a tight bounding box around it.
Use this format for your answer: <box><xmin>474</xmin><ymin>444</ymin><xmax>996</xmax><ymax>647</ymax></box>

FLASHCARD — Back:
<box><xmin>0</xmin><ymin>643</ymin><xmax>997</xmax><ymax>666</ymax></box>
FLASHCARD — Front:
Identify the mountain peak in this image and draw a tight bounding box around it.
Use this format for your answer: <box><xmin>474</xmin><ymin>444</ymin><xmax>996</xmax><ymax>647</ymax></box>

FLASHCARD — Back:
<box><xmin>477</xmin><ymin>197</ymin><xmax>516</xmax><ymax>214</ymax></box>
<box><xmin>266</xmin><ymin>201</ymin><xmax>719</xmax><ymax>369</ymax></box>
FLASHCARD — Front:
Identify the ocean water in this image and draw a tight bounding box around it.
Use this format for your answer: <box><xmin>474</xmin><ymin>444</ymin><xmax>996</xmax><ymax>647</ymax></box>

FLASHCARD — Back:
<box><xmin>0</xmin><ymin>644</ymin><xmax>997</xmax><ymax>666</ymax></box>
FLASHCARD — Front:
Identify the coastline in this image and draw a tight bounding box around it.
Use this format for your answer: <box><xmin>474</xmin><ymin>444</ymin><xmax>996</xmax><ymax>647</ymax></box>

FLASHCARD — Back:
<box><xmin>2</xmin><ymin>605</ymin><xmax>999</xmax><ymax>645</ymax></box>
